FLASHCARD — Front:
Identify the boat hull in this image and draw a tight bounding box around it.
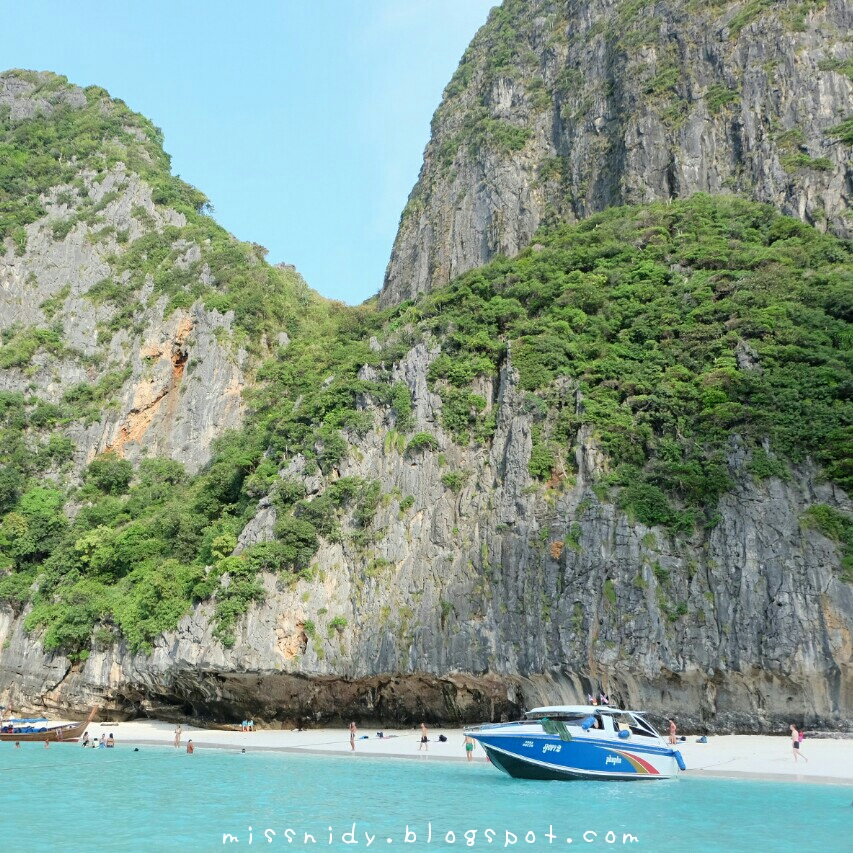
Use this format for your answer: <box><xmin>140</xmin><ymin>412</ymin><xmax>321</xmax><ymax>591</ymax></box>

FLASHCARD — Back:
<box><xmin>473</xmin><ymin>732</ymin><xmax>682</xmax><ymax>781</ymax></box>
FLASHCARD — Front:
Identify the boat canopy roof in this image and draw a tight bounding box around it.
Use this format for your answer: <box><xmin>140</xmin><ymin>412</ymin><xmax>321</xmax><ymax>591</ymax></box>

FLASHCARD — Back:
<box><xmin>2</xmin><ymin>717</ymin><xmax>48</xmax><ymax>723</ymax></box>
<box><xmin>525</xmin><ymin>705</ymin><xmax>645</xmax><ymax>717</ymax></box>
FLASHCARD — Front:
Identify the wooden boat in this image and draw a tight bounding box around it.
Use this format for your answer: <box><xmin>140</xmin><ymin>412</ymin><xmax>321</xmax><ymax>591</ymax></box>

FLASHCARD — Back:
<box><xmin>0</xmin><ymin>706</ymin><xmax>98</xmax><ymax>743</ymax></box>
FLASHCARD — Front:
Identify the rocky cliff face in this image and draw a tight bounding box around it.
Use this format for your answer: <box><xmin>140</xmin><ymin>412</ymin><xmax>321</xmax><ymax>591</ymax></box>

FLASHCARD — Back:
<box><xmin>382</xmin><ymin>0</ymin><xmax>853</xmax><ymax>307</ymax></box>
<box><xmin>2</xmin><ymin>348</ymin><xmax>850</xmax><ymax>732</ymax></box>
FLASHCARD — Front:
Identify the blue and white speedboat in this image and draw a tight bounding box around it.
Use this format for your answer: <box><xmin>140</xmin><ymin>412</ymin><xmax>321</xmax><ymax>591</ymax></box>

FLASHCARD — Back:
<box><xmin>467</xmin><ymin>705</ymin><xmax>686</xmax><ymax>781</ymax></box>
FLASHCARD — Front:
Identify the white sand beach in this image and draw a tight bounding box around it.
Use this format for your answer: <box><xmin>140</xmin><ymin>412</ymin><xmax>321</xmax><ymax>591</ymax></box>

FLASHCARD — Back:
<box><xmin>73</xmin><ymin>718</ymin><xmax>853</xmax><ymax>785</ymax></box>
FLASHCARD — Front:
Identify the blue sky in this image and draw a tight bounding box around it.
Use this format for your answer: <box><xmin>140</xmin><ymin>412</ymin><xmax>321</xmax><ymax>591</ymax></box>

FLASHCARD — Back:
<box><xmin>4</xmin><ymin>1</ymin><xmax>496</xmax><ymax>303</ymax></box>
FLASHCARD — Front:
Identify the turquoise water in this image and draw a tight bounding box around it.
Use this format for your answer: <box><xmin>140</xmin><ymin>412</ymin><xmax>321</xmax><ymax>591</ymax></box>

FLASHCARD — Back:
<box><xmin>1</xmin><ymin>744</ymin><xmax>849</xmax><ymax>851</ymax></box>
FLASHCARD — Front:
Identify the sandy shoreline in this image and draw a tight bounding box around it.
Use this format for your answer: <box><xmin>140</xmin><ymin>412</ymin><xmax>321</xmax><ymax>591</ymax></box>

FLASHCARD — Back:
<box><xmin>57</xmin><ymin>719</ymin><xmax>853</xmax><ymax>786</ymax></box>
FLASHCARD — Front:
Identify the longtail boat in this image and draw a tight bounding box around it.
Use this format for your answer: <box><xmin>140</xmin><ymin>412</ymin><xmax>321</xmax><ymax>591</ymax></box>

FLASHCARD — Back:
<box><xmin>0</xmin><ymin>706</ymin><xmax>98</xmax><ymax>743</ymax></box>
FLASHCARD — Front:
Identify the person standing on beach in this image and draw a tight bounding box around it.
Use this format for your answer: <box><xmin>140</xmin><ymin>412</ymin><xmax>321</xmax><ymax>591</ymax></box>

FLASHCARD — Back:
<box><xmin>419</xmin><ymin>722</ymin><xmax>428</xmax><ymax>751</ymax></box>
<box><xmin>668</xmin><ymin>719</ymin><xmax>677</xmax><ymax>745</ymax></box>
<box><xmin>174</xmin><ymin>724</ymin><xmax>182</xmax><ymax>749</ymax></box>
<box><xmin>791</xmin><ymin>724</ymin><xmax>808</xmax><ymax>762</ymax></box>
<box><xmin>463</xmin><ymin>734</ymin><xmax>476</xmax><ymax>762</ymax></box>
<box><xmin>349</xmin><ymin>721</ymin><xmax>356</xmax><ymax>751</ymax></box>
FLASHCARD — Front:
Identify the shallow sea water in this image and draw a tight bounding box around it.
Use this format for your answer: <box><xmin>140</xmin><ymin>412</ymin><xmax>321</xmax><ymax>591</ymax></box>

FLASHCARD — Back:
<box><xmin>1</xmin><ymin>743</ymin><xmax>849</xmax><ymax>852</ymax></box>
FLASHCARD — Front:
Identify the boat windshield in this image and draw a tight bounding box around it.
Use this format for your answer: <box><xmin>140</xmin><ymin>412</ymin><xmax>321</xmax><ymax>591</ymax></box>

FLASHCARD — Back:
<box><xmin>612</xmin><ymin>712</ymin><xmax>659</xmax><ymax>738</ymax></box>
<box><xmin>524</xmin><ymin>711</ymin><xmax>589</xmax><ymax>725</ymax></box>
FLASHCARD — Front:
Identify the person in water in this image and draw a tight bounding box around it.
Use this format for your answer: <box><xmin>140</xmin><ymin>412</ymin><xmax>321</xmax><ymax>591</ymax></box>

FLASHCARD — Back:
<box><xmin>106</xmin><ymin>733</ymin><xmax>115</xmax><ymax>748</ymax></box>
<box><xmin>186</xmin><ymin>740</ymin><xmax>194</xmax><ymax>754</ymax></box>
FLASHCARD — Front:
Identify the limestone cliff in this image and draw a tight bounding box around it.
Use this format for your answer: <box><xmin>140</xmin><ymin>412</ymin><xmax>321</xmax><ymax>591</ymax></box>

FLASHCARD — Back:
<box><xmin>1</xmin><ymin>350</ymin><xmax>850</xmax><ymax>732</ymax></box>
<box><xmin>0</xmin><ymin>60</ymin><xmax>851</xmax><ymax>737</ymax></box>
<box><xmin>382</xmin><ymin>0</ymin><xmax>853</xmax><ymax>307</ymax></box>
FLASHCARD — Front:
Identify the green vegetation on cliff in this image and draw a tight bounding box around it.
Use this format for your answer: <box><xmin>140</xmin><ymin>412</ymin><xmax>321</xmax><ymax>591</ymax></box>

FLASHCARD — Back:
<box><xmin>0</xmin><ymin>295</ymin><xmax>397</xmax><ymax>651</ymax></box>
<box><xmin>416</xmin><ymin>195</ymin><xmax>852</xmax><ymax>526</ymax></box>
<box><xmin>4</xmin><ymin>192</ymin><xmax>852</xmax><ymax>657</ymax></box>
<box><xmin>1</xmin><ymin>73</ymin><xmax>851</xmax><ymax>660</ymax></box>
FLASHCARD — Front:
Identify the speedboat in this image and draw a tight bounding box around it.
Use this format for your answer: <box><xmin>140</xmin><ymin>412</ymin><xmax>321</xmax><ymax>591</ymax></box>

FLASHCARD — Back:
<box><xmin>466</xmin><ymin>705</ymin><xmax>686</xmax><ymax>781</ymax></box>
